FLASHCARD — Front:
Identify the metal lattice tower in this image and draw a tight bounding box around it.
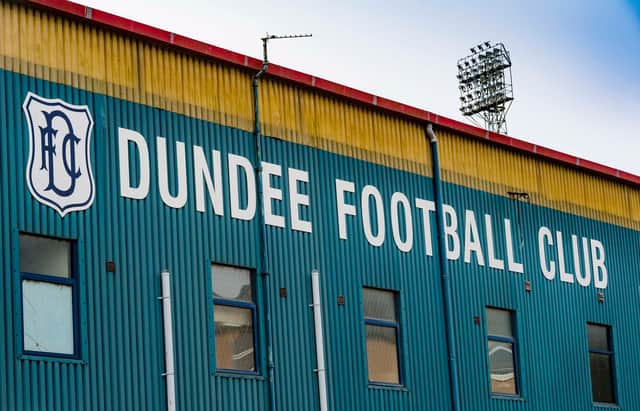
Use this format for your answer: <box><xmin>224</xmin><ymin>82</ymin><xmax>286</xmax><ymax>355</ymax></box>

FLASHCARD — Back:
<box><xmin>457</xmin><ymin>41</ymin><xmax>514</xmax><ymax>134</ymax></box>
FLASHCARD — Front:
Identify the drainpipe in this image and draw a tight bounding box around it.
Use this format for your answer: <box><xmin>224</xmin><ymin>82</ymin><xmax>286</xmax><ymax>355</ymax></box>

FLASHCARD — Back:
<box><xmin>253</xmin><ymin>44</ymin><xmax>277</xmax><ymax>411</ymax></box>
<box><xmin>160</xmin><ymin>270</ymin><xmax>176</xmax><ymax>411</ymax></box>
<box><xmin>310</xmin><ymin>270</ymin><xmax>328</xmax><ymax>411</ymax></box>
<box><xmin>426</xmin><ymin>124</ymin><xmax>461</xmax><ymax>411</ymax></box>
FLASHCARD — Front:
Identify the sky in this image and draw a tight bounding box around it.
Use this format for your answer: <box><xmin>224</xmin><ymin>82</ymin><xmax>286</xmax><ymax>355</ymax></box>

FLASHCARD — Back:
<box><xmin>81</xmin><ymin>0</ymin><xmax>640</xmax><ymax>175</ymax></box>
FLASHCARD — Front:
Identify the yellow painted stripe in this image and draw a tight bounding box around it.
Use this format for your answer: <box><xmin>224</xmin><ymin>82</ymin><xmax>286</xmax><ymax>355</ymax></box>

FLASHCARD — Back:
<box><xmin>1</xmin><ymin>1</ymin><xmax>638</xmax><ymax>229</ymax></box>
<box><xmin>438</xmin><ymin>129</ymin><xmax>640</xmax><ymax>229</ymax></box>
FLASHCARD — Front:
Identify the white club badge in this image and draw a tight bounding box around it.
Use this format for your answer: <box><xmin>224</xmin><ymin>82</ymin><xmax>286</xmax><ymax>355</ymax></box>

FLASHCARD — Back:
<box><xmin>23</xmin><ymin>92</ymin><xmax>95</xmax><ymax>217</ymax></box>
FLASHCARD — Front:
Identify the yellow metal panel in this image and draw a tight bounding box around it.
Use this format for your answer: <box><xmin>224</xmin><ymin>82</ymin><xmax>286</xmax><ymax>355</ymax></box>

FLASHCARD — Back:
<box><xmin>1</xmin><ymin>0</ymin><xmax>638</xmax><ymax>229</ymax></box>
<box><xmin>437</xmin><ymin>127</ymin><xmax>640</xmax><ymax>229</ymax></box>
<box><xmin>627</xmin><ymin>188</ymin><xmax>640</xmax><ymax>223</ymax></box>
<box><xmin>258</xmin><ymin>77</ymin><xmax>432</xmax><ymax>176</ymax></box>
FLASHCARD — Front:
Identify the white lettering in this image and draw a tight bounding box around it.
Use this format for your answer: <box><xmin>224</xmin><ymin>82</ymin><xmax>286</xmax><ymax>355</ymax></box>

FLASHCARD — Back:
<box><xmin>390</xmin><ymin>192</ymin><xmax>413</xmax><ymax>253</ymax></box>
<box><xmin>591</xmin><ymin>239</ymin><xmax>608</xmax><ymax>289</ymax></box>
<box><xmin>504</xmin><ymin>219</ymin><xmax>524</xmax><ymax>273</ymax></box>
<box><xmin>193</xmin><ymin>146</ymin><xmax>223</xmax><ymax>215</ymax></box>
<box><xmin>443</xmin><ymin>205</ymin><xmax>460</xmax><ymax>260</ymax></box>
<box><xmin>262</xmin><ymin>162</ymin><xmax>285</xmax><ymax>228</ymax></box>
<box><xmin>485</xmin><ymin>214</ymin><xmax>504</xmax><ymax>270</ymax></box>
<box><xmin>335</xmin><ymin>179</ymin><xmax>356</xmax><ymax>240</ymax></box>
<box><xmin>557</xmin><ymin>231</ymin><xmax>574</xmax><ymax>283</ymax></box>
<box><xmin>288</xmin><ymin>168</ymin><xmax>312</xmax><ymax>233</ymax></box>
<box><xmin>415</xmin><ymin>198</ymin><xmax>435</xmax><ymax>256</ymax></box>
<box><xmin>228</xmin><ymin>153</ymin><xmax>256</xmax><ymax>221</ymax></box>
<box><xmin>157</xmin><ymin>137</ymin><xmax>187</xmax><ymax>209</ymax></box>
<box><xmin>576</xmin><ymin>237</ymin><xmax>592</xmax><ymax>287</ymax></box>
<box><xmin>463</xmin><ymin>210</ymin><xmax>485</xmax><ymax>266</ymax></box>
<box><xmin>118</xmin><ymin>128</ymin><xmax>150</xmax><ymax>200</ymax></box>
<box><xmin>361</xmin><ymin>185</ymin><xmax>385</xmax><ymax>247</ymax></box>
<box><xmin>539</xmin><ymin>226</ymin><xmax>555</xmax><ymax>280</ymax></box>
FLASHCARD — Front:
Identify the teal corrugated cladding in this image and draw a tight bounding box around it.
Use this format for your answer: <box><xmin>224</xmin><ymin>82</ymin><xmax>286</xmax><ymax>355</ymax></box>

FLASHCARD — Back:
<box><xmin>262</xmin><ymin>138</ymin><xmax>451</xmax><ymax>410</ymax></box>
<box><xmin>442</xmin><ymin>181</ymin><xmax>640</xmax><ymax>410</ymax></box>
<box><xmin>1</xmin><ymin>66</ymin><xmax>640</xmax><ymax>411</ymax></box>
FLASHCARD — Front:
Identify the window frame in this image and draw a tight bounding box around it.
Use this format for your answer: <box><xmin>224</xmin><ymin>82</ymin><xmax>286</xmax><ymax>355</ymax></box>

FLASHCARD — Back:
<box><xmin>587</xmin><ymin>322</ymin><xmax>617</xmax><ymax>405</ymax></box>
<box><xmin>363</xmin><ymin>286</ymin><xmax>404</xmax><ymax>387</ymax></box>
<box><xmin>486</xmin><ymin>306</ymin><xmax>520</xmax><ymax>398</ymax></box>
<box><xmin>210</xmin><ymin>263</ymin><xmax>260</xmax><ymax>376</ymax></box>
<box><xmin>17</xmin><ymin>233</ymin><xmax>81</xmax><ymax>360</ymax></box>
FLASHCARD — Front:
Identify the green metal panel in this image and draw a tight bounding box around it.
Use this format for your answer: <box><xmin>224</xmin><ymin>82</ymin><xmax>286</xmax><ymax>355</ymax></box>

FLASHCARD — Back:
<box><xmin>1</xmin><ymin>68</ymin><xmax>639</xmax><ymax>411</ymax></box>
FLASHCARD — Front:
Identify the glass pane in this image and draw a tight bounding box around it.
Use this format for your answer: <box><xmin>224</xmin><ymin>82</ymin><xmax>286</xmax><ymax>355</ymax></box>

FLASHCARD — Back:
<box><xmin>590</xmin><ymin>353</ymin><xmax>615</xmax><ymax>403</ymax></box>
<box><xmin>366</xmin><ymin>324</ymin><xmax>400</xmax><ymax>384</ymax></box>
<box><xmin>20</xmin><ymin>234</ymin><xmax>71</xmax><ymax>278</ymax></box>
<box><xmin>487</xmin><ymin>308</ymin><xmax>513</xmax><ymax>338</ymax></box>
<box><xmin>22</xmin><ymin>280</ymin><xmax>74</xmax><ymax>355</ymax></box>
<box><xmin>363</xmin><ymin>288</ymin><xmax>396</xmax><ymax>321</ymax></box>
<box><xmin>214</xmin><ymin>305</ymin><xmax>255</xmax><ymax>371</ymax></box>
<box><xmin>488</xmin><ymin>340</ymin><xmax>517</xmax><ymax>395</ymax></box>
<box><xmin>588</xmin><ymin>324</ymin><xmax>610</xmax><ymax>351</ymax></box>
<box><xmin>212</xmin><ymin>265</ymin><xmax>253</xmax><ymax>302</ymax></box>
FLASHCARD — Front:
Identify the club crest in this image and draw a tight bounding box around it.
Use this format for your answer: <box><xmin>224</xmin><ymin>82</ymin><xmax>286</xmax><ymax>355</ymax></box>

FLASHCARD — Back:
<box><xmin>23</xmin><ymin>92</ymin><xmax>95</xmax><ymax>217</ymax></box>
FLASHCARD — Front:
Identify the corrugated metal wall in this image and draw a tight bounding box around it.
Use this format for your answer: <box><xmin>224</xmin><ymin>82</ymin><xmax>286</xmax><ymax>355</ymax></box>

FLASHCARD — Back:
<box><xmin>3</xmin><ymin>66</ymin><xmax>640</xmax><ymax>411</ymax></box>
<box><xmin>1</xmin><ymin>2</ymin><xmax>640</xmax><ymax>411</ymax></box>
<box><xmin>2</xmin><ymin>0</ymin><xmax>638</xmax><ymax>232</ymax></box>
<box><xmin>440</xmin><ymin>181</ymin><xmax>640</xmax><ymax>410</ymax></box>
<box><xmin>0</xmin><ymin>68</ymin><xmax>455</xmax><ymax>410</ymax></box>
<box><xmin>438</xmin><ymin>129</ymin><xmax>640</xmax><ymax>230</ymax></box>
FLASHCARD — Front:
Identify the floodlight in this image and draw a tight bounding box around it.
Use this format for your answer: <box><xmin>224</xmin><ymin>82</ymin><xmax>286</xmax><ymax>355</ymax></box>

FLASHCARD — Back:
<box><xmin>456</xmin><ymin>41</ymin><xmax>514</xmax><ymax>133</ymax></box>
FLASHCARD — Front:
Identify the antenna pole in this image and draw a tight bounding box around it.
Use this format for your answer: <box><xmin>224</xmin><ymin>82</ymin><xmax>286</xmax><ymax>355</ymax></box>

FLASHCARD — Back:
<box><xmin>252</xmin><ymin>31</ymin><xmax>312</xmax><ymax>411</ymax></box>
<box><xmin>260</xmin><ymin>33</ymin><xmax>313</xmax><ymax>65</ymax></box>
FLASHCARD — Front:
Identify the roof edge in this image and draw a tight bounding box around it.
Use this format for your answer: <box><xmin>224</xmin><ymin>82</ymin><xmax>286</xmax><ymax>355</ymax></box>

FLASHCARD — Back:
<box><xmin>21</xmin><ymin>0</ymin><xmax>640</xmax><ymax>186</ymax></box>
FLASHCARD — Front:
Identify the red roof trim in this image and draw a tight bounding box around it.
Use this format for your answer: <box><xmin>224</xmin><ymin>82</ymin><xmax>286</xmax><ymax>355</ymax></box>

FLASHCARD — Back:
<box><xmin>22</xmin><ymin>0</ymin><xmax>640</xmax><ymax>186</ymax></box>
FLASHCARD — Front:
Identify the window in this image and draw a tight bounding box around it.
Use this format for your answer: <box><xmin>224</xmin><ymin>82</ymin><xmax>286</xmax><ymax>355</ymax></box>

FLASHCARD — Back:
<box><xmin>486</xmin><ymin>307</ymin><xmax>518</xmax><ymax>396</ymax></box>
<box><xmin>363</xmin><ymin>287</ymin><xmax>401</xmax><ymax>385</ymax></box>
<box><xmin>19</xmin><ymin>234</ymin><xmax>78</xmax><ymax>357</ymax></box>
<box><xmin>587</xmin><ymin>323</ymin><xmax>616</xmax><ymax>404</ymax></box>
<box><xmin>212</xmin><ymin>264</ymin><xmax>257</xmax><ymax>373</ymax></box>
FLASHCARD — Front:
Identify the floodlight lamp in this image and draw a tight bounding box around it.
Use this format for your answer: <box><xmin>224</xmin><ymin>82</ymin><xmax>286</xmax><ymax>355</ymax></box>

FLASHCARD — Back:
<box><xmin>457</xmin><ymin>41</ymin><xmax>513</xmax><ymax>133</ymax></box>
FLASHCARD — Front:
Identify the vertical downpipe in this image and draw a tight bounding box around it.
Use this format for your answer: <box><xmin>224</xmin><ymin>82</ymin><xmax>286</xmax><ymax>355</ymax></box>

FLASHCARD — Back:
<box><xmin>426</xmin><ymin>124</ymin><xmax>461</xmax><ymax>411</ymax></box>
<box><xmin>311</xmin><ymin>270</ymin><xmax>328</xmax><ymax>411</ymax></box>
<box><xmin>160</xmin><ymin>270</ymin><xmax>176</xmax><ymax>411</ymax></box>
<box><xmin>253</xmin><ymin>59</ymin><xmax>277</xmax><ymax>411</ymax></box>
